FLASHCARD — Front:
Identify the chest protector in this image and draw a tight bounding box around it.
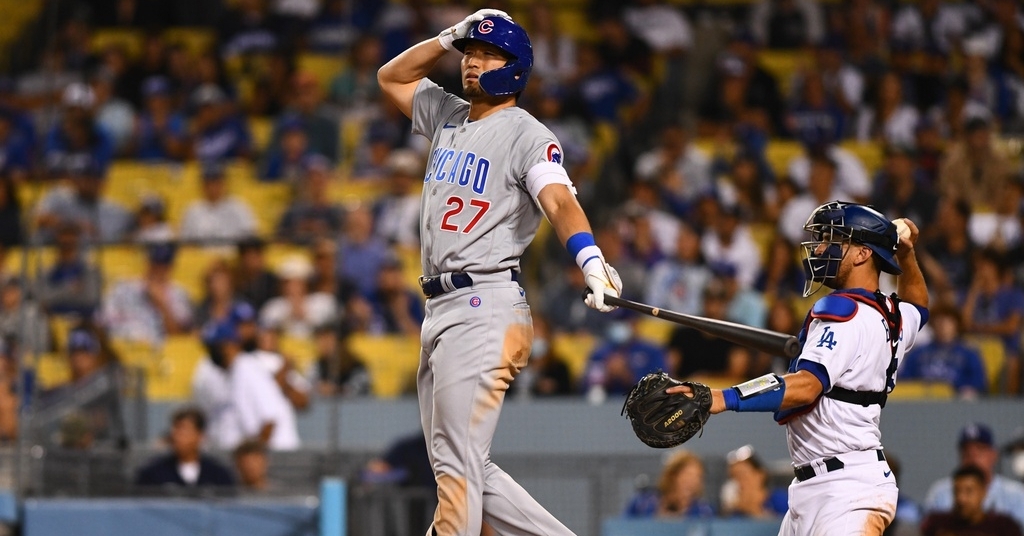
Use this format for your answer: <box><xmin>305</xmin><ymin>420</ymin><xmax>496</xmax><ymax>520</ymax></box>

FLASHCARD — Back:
<box><xmin>775</xmin><ymin>290</ymin><xmax>903</xmax><ymax>425</ymax></box>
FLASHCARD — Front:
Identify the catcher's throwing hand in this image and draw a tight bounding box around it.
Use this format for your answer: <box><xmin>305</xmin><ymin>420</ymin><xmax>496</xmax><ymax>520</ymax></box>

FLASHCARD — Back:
<box><xmin>666</xmin><ymin>383</ymin><xmax>727</xmax><ymax>414</ymax></box>
<box><xmin>621</xmin><ymin>372</ymin><xmax>713</xmax><ymax>448</ymax></box>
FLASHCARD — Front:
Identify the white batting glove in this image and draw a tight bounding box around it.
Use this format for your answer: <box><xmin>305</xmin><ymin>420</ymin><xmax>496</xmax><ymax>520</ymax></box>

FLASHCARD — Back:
<box><xmin>583</xmin><ymin>260</ymin><xmax>623</xmax><ymax>313</ymax></box>
<box><xmin>438</xmin><ymin>9</ymin><xmax>512</xmax><ymax>51</ymax></box>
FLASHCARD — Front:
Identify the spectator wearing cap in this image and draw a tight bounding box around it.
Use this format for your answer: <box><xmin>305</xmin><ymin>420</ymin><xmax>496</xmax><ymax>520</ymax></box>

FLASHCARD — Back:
<box><xmin>939</xmin><ymin>116</ymin><xmax>1014</xmax><ymax>210</ymax></box>
<box><xmin>270</xmin><ymin>72</ymin><xmax>338</xmax><ymax>164</ymax></box>
<box><xmin>134</xmin><ymin>406</ymin><xmax>235</xmax><ymax>490</ymax></box>
<box><xmin>922</xmin><ymin>465</ymin><xmax>1024</xmax><ymax>536</ymax></box>
<box><xmin>924</xmin><ymin>423</ymin><xmax>1024</xmax><ymax>530</ymax></box>
<box><xmin>364</xmin><ymin>255</ymin><xmax>423</xmax><ymax>336</ymax></box>
<box><xmin>43</xmin><ymin>83</ymin><xmax>115</xmax><ymax>177</ymax></box>
<box><xmin>719</xmin><ymin>445</ymin><xmax>788</xmax><ymax>518</ymax></box>
<box><xmin>856</xmin><ymin>71</ymin><xmax>921</xmax><ymax>149</ymax></box>
<box><xmin>899</xmin><ymin>304</ymin><xmax>988</xmax><ymax>398</ymax></box>
<box><xmin>373</xmin><ymin>149</ymin><xmax>423</xmax><ymax>248</ymax></box>
<box><xmin>870</xmin><ymin>145</ymin><xmax>938</xmax><ymax>229</ymax></box>
<box><xmin>201</xmin><ymin>320</ymin><xmax>301</xmax><ymax>451</ymax></box>
<box><xmin>101</xmin><ymin>243</ymin><xmax>192</xmax><ymax>345</ymax></box>
<box><xmin>777</xmin><ymin>151</ymin><xmax>853</xmax><ymax>245</ymax></box>
<box><xmin>33</xmin><ymin>154</ymin><xmax>132</xmax><ymax>243</ymax></box>
<box><xmin>337</xmin><ymin>204</ymin><xmax>391</xmax><ymax>297</ymax></box>
<box><xmin>645</xmin><ymin>222</ymin><xmax>712</xmax><ymax>317</ymax></box>
<box><xmin>748</xmin><ymin>0</ymin><xmax>824</xmax><ymax>50</ymax></box>
<box><xmin>700</xmin><ymin>201</ymin><xmax>763</xmax><ymax>291</ymax></box>
<box><xmin>583</xmin><ymin>312</ymin><xmax>667</xmax><ymax>397</ymax></box>
<box><xmin>37</xmin><ymin>220</ymin><xmax>102</xmax><ymax>316</ymax></box>
<box><xmin>189</xmin><ymin>84</ymin><xmax>252</xmax><ymax>162</ymax></box>
<box><xmin>352</xmin><ymin>119</ymin><xmax>402</xmax><ymax>181</ymax></box>
<box><xmin>275</xmin><ymin>155</ymin><xmax>343</xmax><ymax>244</ymax></box>
<box><xmin>633</xmin><ymin>124</ymin><xmax>712</xmax><ymax>208</ymax></box>
<box><xmin>260</xmin><ymin>115</ymin><xmax>313</xmax><ymax>182</ymax></box>
<box><xmin>259</xmin><ymin>255</ymin><xmax>337</xmax><ymax>339</ymax></box>
<box><xmin>0</xmin><ymin>275</ymin><xmax>50</xmax><ymax>355</ymax></box>
<box><xmin>233</xmin><ymin>238</ymin><xmax>279</xmax><ymax>310</ymax></box>
<box><xmin>180</xmin><ymin>160</ymin><xmax>258</xmax><ymax>245</ymax></box>
<box><xmin>132</xmin><ymin>194</ymin><xmax>175</xmax><ymax>243</ymax></box>
<box><xmin>572</xmin><ymin>44</ymin><xmax>640</xmax><ymax>128</ymax></box>
<box><xmin>132</xmin><ymin>76</ymin><xmax>188</xmax><ymax>161</ymax></box>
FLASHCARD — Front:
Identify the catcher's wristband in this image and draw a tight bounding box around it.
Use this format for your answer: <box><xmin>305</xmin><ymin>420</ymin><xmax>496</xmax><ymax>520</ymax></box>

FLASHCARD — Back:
<box><xmin>566</xmin><ymin>232</ymin><xmax>601</xmax><ymax>269</ymax></box>
<box><xmin>724</xmin><ymin>374</ymin><xmax>786</xmax><ymax>412</ymax></box>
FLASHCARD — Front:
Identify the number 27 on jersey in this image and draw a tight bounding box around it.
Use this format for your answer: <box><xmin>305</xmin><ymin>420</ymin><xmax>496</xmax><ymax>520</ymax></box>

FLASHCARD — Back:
<box><xmin>440</xmin><ymin>195</ymin><xmax>490</xmax><ymax>233</ymax></box>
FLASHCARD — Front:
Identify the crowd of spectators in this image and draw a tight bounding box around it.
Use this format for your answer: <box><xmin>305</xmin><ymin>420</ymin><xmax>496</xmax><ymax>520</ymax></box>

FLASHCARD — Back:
<box><xmin>0</xmin><ymin>0</ymin><xmax>1020</xmax><ymax>472</ymax></box>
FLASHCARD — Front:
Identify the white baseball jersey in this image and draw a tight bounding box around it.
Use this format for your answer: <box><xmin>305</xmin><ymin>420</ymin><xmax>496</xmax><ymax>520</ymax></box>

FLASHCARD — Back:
<box><xmin>412</xmin><ymin>79</ymin><xmax>563</xmax><ymax>276</ymax></box>
<box><xmin>783</xmin><ymin>291</ymin><xmax>925</xmax><ymax>466</ymax></box>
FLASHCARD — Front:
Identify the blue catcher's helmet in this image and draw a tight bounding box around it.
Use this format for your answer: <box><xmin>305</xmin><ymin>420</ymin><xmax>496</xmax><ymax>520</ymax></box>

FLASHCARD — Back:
<box><xmin>453</xmin><ymin>16</ymin><xmax>533</xmax><ymax>97</ymax></box>
<box><xmin>800</xmin><ymin>201</ymin><xmax>901</xmax><ymax>297</ymax></box>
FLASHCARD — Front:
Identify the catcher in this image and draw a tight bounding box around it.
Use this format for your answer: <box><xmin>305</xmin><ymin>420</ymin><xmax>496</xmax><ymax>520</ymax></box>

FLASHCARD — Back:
<box><xmin>622</xmin><ymin>202</ymin><xmax>929</xmax><ymax>535</ymax></box>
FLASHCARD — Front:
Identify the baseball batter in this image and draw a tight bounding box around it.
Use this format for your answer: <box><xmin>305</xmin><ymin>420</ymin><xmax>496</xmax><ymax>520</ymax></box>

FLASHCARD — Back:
<box><xmin>671</xmin><ymin>202</ymin><xmax>929</xmax><ymax>535</ymax></box>
<box><xmin>377</xmin><ymin>10</ymin><xmax>621</xmax><ymax>536</ymax></box>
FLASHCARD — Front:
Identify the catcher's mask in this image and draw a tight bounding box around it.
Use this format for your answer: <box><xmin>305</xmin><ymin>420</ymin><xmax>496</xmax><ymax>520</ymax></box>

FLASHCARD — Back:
<box><xmin>801</xmin><ymin>201</ymin><xmax>901</xmax><ymax>297</ymax></box>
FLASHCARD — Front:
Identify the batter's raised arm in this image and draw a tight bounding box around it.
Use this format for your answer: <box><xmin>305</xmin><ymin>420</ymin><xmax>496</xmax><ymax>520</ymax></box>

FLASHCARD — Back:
<box><xmin>377</xmin><ymin>8</ymin><xmax>510</xmax><ymax>118</ymax></box>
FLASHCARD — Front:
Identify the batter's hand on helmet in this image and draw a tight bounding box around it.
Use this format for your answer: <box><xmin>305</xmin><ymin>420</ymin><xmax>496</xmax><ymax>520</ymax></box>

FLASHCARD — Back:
<box><xmin>438</xmin><ymin>9</ymin><xmax>513</xmax><ymax>51</ymax></box>
<box><xmin>583</xmin><ymin>260</ymin><xmax>622</xmax><ymax>313</ymax></box>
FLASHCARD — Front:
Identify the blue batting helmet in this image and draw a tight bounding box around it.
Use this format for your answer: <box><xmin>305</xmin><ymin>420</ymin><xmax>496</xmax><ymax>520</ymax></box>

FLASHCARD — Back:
<box><xmin>453</xmin><ymin>16</ymin><xmax>533</xmax><ymax>97</ymax></box>
<box><xmin>800</xmin><ymin>201</ymin><xmax>901</xmax><ymax>297</ymax></box>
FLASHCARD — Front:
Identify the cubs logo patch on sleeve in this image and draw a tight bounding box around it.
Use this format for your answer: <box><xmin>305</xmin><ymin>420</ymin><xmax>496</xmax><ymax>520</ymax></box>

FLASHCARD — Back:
<box><xmin>546</xmin><ymin>144</ymin><xmax>562</xmax><ymax>164</ymax></box>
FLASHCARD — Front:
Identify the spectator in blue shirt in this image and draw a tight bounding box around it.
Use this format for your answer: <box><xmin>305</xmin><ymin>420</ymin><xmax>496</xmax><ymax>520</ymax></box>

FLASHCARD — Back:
<box><xmin>189</xmin><ymin>84</ymin><xmax>252</xmax><ymax>162</ymax></box>
<box><xmin>962</xmin><ymin>249</ymin><xmax>1024</xmax><ymax>393</ymax></box>
<box><xmin>44</xmin><ymin>83</ymin><xmax>115</xmax><ymax>177</ymax></box>
<box><xmin>583</xmin><ymin>312</ymin><xmax>667</xmax><ymax>396</ymax></box>
<box><xmin>336</xmin><ymin>204</ymin><xmax>390</xmax><ymax>297</ymax></box>
<box><xmin>365</xmin><ymin>255</ymin><xmax>423</xmax><ymax>337</ymax></box>
<box><xmin>132</xmin><ymin>76</ymin><xmax>188</xmax><ymax>161</ymax></box>
<box><xmin>267</xmin><ymin>72</ymin><xmax>338</xmax><ymax>163</ymax></box>
<box><xmin>275</xmin><ymin>155</ymin><xmax>343</xmax><ymax>244</ymax></box>
<box><xmin>0</xmin><ymin>112</ymin><xmax>32</xmax><ymax>183</ymax></box>
<box><xmin>37</xmin><ymin>220</ymin><xmax>102</xmax><ymax>316</ymax></box>
<box><xmin>626</xmin><ymin>450</ymin><xmax>715</xmax><ymax>518</ymax></box>
<box><xmin>573</xmin><ymin>44</ymin><xmax>639</xmax><ymax>126</ymax></box>
<box><xmin>260</xmin><ymin>115</ymin><xmax>312</xmax><ymax>182</ymax></box>
<box><xmin>719</xmin><ymin>445</ymin><xmax>788</xmax><ymax>518</ymax></box>
<box><xmin>900</xmin><ymin>304</ymin><xmax>988</xmax><ymax>398</ymax></box>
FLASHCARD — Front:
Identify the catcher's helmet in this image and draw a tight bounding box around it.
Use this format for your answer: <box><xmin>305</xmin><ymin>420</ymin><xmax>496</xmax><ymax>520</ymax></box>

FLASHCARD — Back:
<box><xmin>453</xmin><ymin>16</ymin><xmax>533</xmax><ymax>97</ymax></box>
<box><xmin>801</xmin><ymin>201</ymin><xmax>901</xmax><ymax>297</ymax></box>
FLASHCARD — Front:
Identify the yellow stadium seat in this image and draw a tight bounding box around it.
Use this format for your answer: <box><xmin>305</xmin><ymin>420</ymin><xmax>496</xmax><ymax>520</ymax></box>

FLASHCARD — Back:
<box><xmin>234</xmin><ymin>182</ymin><xmax>293</xmax><ymax>236</ymax></box>
<box><xmin>841</xmin><ymin>141</ymin><xmax>884</xmax><ymax>176</ymax></box>
<box><xmin>171</xmin><ymin>247</ymin><xmax>224</xmax><ymax>302</ymax></box>
<box><xmin>298</xmin><ymin>54</ymin><xmax>347</xmax><ymax>93</ymax></box>
<box><xmin>279</xmin><ymin>335</ymin><xmax>318</xmax><ymax>372</ymax></box>
<box><xmin>888</xmin><ymin>380</ymin><xmax>955</xmax><ymax>400</ymax></box>
<box><xmin>552</xmin><ymin>332</ymin><xmax>598</xmax><ymax>384</ymax></box>
<box><xmin>749</xmin><ymin>223</ymin><xmax>775</xmax><ymax>266</ymax></box>
<box><xmin>264</xmin><ymin>244</ymin><xmax>311</xmax><ymax>272</ymax></box>
<box><xmin>49</xmin><ymin>315</ymin><xmax>80</xmax><ymax>352</ymax></box>
<box><xmin>349</xmin><ymin>334</ymin><xmax>421</xmax><ymax>397</ymax></box>
<box><xmin>90</xmin><ymin>29</ymin><xmax>144</xmax><ymax>58</ymax></box>
<box><xmin>965</xmin><ymin>335</ymin><xmax>1006</xmax><ymax>394</ymax></box>
<box><xmin>149</xmin><ymin>335</ymin><xmax>207</xmax><ymax>400</ymax></box>
<box><xmin>764</xmin><ymin>141</ymin><xmax>804</xmax><ymax>178</ymax></box>
<box><xmin>756</xmin><ymin>50</ymin><xmax>813</xmax><ymax>97</ymax></box>
<box><xmin>394</xmin><ymin>245</ymin><xmax>423</xmax><ymax>293</ymax></box>
<box><xmin>552</xmin><ymin>9</ymin><xmax>596</xmax><ymax>42</ymax></box>
<box><xmin>35</xmin><ymin>352</ymin><xmax>70</xmax><ymax>390</ymax></box>
<box><xmin>97</xmin><ymin>246</ymin><xmax>146</xmax><ymax>287</ymax></box>
<box><xmin>249</xmin><ymin>117</ymin><xmax>274</xmax><ymax>153</ymax></box>
<box><xmin>635</xmin><ymin>317</ymin><xmax>673</xmax><ymax>346</ymax></box>
<box><xmin>163</xmin><ymin>27</ymin><xmax>215</xmax><ymax>57</ymax></box>
<box><xmin>328</xmin><ymin>179</ymin><xmax>387</xmax><ymax>205</ymax></box>
<box><xmin>2</xmin><ymin>246</ymin><xmax>56</xmax><ymax>278</ymax></box>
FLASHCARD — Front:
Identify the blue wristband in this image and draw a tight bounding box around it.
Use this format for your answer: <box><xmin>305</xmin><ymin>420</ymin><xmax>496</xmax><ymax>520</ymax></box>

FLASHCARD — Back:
<box><xmin>723</xmin><ymin>388</ymin><xmax>740</xmax><ymax>411</ymax></box>
<box><xmin>728</xmin><ymin>381</ymin><xmax>787</xmax><ymax>412</ymax></box>
<box><xmin>566</xmin><ymin>232</ymin><xmax>596</xmax><ymax>258</ymax></box>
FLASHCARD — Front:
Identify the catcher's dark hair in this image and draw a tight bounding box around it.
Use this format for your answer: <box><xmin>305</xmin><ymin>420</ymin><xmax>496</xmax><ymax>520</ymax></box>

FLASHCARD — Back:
<box><xmin>171</xmin><ymin>406</ymin><xmax>207</xmax><ymax>433</ymax></box>
<box><xmin>953</xmin><ymin>464</ymin><xmax>987</xmax><ymax>485</ymax></box>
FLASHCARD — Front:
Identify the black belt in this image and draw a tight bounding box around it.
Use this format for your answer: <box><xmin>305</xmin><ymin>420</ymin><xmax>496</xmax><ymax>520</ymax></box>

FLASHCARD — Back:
<box><xmin>419</xmin><ymin>271</ymin><xmax>518</xmax><ymax>299</ymax></box>
<box><xmin>794</xmin><ymin>450</ymin><xmax>885</xmax><ymax>482</ymax></box>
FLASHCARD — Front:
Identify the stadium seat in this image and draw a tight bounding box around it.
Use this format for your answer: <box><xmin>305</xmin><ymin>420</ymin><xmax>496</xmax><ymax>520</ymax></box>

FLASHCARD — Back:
<box><xmin>171</xmin><ymin>246</ymin><xmax>223</xmax><ymax>302</ymax></box>
<box><xmin>49</xmin><ymin>315</ymin><xmax>79</xmax><ymax>352</ymax></box>
<box><xmin>327</xmin><ymin>179</ymin><xmax>386</xmax><ymax>205</ymax></box>
<box><xmin>162</xmin><ymin>27</ymin><xmax>215</xmax><ymax>57</ymax></box>
<box><xmin>840</xmin><ymin>141</ymin><xmax>884</xmax><ymax>176</ymax></box>
<box><xmin>279</xmin><ymin>335</ymin><xmax>317</xmax><ymax>372</ymax></box>
<box><xmin>297</xmin><ymin>54</ymin><xmax>347</xmax><ymax>93</ymax></box>
<box><xmin>888</xmin><ymin>380</ymin><xmax>955</xmax><ymax>400</ymax></box>
<box><xmin>90</xmin><ymin>28</ymin><xmax>144</xmax><ymax>58</ymax></box>
<box><xmin>764</xmin><ymin>141</ymin><xmax>804</xmax><ymax>178</ymax></box>
<box><xmin>552</xmin><ymin>332</ymin><xmax>598</xmax><ymax>385</ymax></box>
<box><xmin>249</xmin><ymin>117</ymin><xmax>274</xmax><ymax>153</ymax></box>
<box><xmin>349</xmin><ymin>334</ymin><xmax>421</xmax><ymax>397</ymax></box>
<box><xmin>755</xmin><ymin>50</ymin><xmax>812</xmax><ymax>97</ymax></box>
<box><xmin>2</xmin><ymin>246</ymin><xmax>56</xmax><ymax>277</ymax></box>
<box><xmin>151</xmin><ymin>335</ymin><xmax>207</xmax><ymax>400</ymax></box>
<box><xmin>35</xmin><ymin>352</ymin><xmax>70</xmax><ymax>390</ymax></box>
<box><xmin>635</xmin><ymin>317</ymin><xmax>673</xmax><ymax>346</ymax></box>
<box><xmin>552</xmin><ymin>9</ymin><xmax>597</xmax><ymax>41</ymax></box>
<box><xmin>965</xmin><ymin>335</ymin><xmax>1007</xmax><ymax>394</ymax></box>
<box><xmin>97</xmin><ymin>246</ymin><xmax>146</xmax><ymax>287</ymax></box>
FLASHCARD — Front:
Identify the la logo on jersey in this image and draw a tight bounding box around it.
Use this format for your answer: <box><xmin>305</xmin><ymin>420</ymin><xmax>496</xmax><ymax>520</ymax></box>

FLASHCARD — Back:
<box><xmin>546</xmin><ymin>144</ymin><xmax>562</xmax><ymax>164</ymax></box>
<box><xmin>816</xmin><ymin>326</ymin><xmax>838</xmax><ymax>350</ymax></box>
<box><xmin>478</xmin><ymin>20</ymin><xmax>494</xmax><ymax>34</ymax></box>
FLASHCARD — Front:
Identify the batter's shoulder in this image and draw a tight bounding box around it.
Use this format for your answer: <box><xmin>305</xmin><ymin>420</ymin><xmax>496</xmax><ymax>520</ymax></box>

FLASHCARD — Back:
<box><xmin>508</xmin><ymin>108</ymin><xmax>555</xmax><ymax>136</ymax></box>
<box><xmin>809</xmin><ymin>294</ymin><xmax>858</xmax><ymax>323</ymax></box>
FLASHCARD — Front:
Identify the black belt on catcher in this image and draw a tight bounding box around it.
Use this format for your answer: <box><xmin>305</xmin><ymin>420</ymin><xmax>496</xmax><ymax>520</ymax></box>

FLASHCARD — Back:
<box><xmin>794</xmin><ymin>450</ymin><xmax>886</xmax><ymax>482</ymax></box>
<box><xmin>419</xmin><ymin>271</ymin><xmax>519</xmax><ymax>299</ymax></box>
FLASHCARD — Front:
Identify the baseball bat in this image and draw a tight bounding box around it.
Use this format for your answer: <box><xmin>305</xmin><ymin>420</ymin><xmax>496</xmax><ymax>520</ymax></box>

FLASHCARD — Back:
<box><xmin>594</xmin><ymin>292</ymin><xmax>802</xmax><ymax>358</ymax></box>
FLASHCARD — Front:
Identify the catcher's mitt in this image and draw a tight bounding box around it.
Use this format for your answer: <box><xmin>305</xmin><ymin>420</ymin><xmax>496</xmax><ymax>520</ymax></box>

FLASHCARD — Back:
<box><xmin>621</xmin><ymin>372</ymin><xmax>712</xmax><ymax>448</ymax></box>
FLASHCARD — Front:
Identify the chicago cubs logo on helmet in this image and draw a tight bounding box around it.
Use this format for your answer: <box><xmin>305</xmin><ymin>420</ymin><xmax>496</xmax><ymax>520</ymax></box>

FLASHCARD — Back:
<box><xmin>453</xmin><ymin>16</ymin><xmax>533</xmax><ymax>97</ymax></box>
<box><xmin>546</xmin><ymin>144</ymin><xmax>562</xmax><ymax>164</ymax></box>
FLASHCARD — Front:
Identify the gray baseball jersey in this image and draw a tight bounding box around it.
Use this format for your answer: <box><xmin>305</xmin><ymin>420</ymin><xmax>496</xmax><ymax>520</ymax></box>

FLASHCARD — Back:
<box><xmin>412</xmin><ymin>78</ymin><xmax>563</xmax><ymax>276</ymax></box>
<box><xmin>411</xmin><ymin>78</ymin><xmax>577</xmax><ymax>536</ymax></box>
